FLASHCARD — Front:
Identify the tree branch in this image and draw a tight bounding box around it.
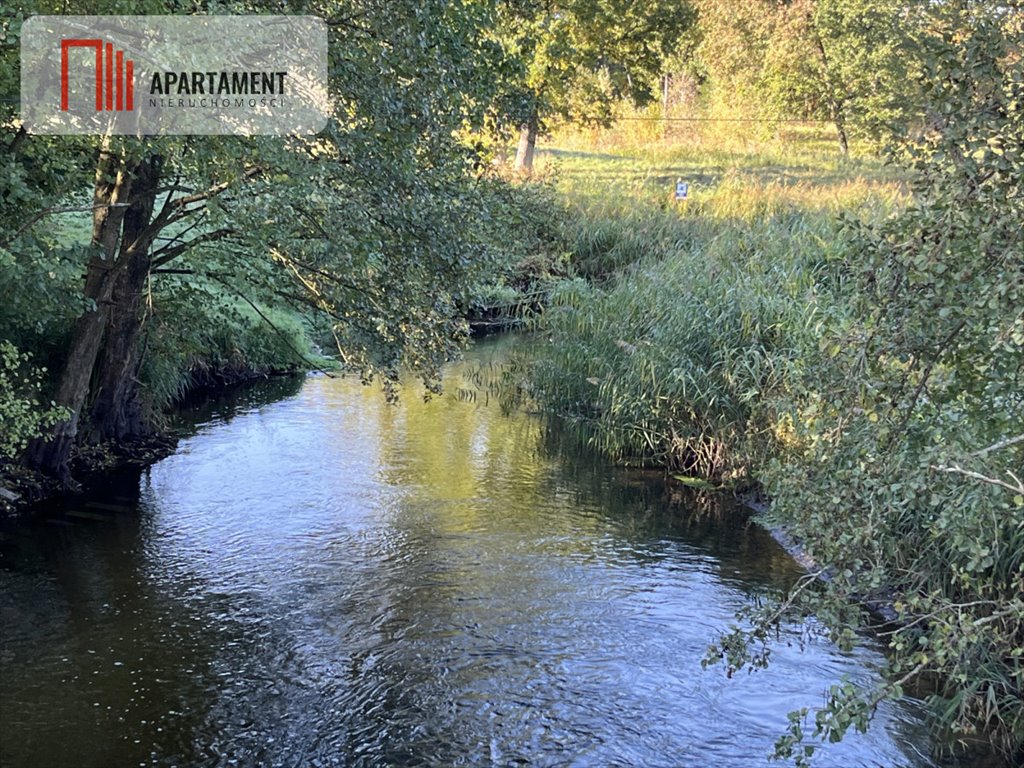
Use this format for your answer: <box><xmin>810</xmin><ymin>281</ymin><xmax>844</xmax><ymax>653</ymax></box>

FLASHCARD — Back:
<box><xmin>0</xmin><ymin>203</ymin><xmax>129</xmax><ymax>251</ymax></box>
<box><xmin>150</xmin><ymin>227</ymin><xmax>236</xmax><ymax>269</ymax></box>
<box><xmin>148</xmin><ymin>166</ymin><xmax>263</xmax><ymax>231</ymax></box>
<box><xmin>896</xmin><ymin>318</ymin><xmax>967</xmax><ymax>433</ymax></box>
<box><xmin>928</xmin><ymin>463</ymin><xmax>1024</xmax><ymax>494</ymax></box>
<box><xmin>973</xmin><ymin>434</ymin><xmax>1024</xmax><ymax>457</ymax></box>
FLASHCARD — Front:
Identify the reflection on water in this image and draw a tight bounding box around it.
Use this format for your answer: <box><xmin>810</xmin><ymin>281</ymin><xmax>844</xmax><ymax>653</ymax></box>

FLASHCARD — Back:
<box><xmin>2</xmin><ymin>337</ymin><xmax>938</xmax><ymax>767</ymax></box>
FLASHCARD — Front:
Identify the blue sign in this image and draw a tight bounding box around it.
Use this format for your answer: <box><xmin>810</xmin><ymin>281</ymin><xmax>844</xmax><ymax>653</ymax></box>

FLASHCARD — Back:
<box><xmin>675</xmin><ymin>180</ymin><xmax>689</xmax><ymax>200</ymax></box>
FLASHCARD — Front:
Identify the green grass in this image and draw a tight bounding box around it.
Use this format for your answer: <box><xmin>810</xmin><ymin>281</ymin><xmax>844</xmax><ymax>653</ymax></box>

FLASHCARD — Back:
<box><xmin>522</xmin><ymin>130</ymin><xmax>903</xmax><ymax>479</ymax></box>
<box><xmin>141</xmin><ymin>285</ymin><xmax>329</xmax><ymax>415</ymax></box>
<box><xmin>540</xmin><ymin>151</ymin><xmax>901</xmax><ymax>219</ymax></box>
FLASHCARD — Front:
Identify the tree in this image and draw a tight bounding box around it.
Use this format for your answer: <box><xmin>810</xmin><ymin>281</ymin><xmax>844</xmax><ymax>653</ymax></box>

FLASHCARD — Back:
<box><xmin>499</xmin><ymin>0</ymin><xmax>696</xmax><ymax>174</ymax></box>
<box><xmin>764</xmin><ymin>0</ymin><xmax>921</xmax><ymax>155</ymax></box>
<box><xmin>693</xmin><ymin>0</ymin><xmax>774</xmax><ymax>112</ymax></box>
<box><xmin>696</xmin><ymin>0</ymin><xmax>922</xmax><ymax>155</ymax></box>
<box><xmin>2</xmin><ymin>0</ymin><xmax>517</xmax><ymax>484</ymax></box>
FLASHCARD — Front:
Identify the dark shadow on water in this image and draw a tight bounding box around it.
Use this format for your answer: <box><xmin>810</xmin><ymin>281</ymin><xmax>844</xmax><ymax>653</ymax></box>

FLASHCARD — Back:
<box><xmin>170</xmin><ymin>372</ymin><xmax>307</xmax><ymax>432</ymax></box>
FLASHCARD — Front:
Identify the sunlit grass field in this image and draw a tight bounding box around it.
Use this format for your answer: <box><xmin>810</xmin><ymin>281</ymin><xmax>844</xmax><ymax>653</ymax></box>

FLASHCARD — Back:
<box><xmin>539</xmin><ymin>123</ymin><xmax>904</xmax><ymax>211</ymax></box>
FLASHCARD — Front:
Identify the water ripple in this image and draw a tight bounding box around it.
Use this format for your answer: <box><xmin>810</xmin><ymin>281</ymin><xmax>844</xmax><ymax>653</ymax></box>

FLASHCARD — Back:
<box><xmin>1</xmin><ymin>341</ymin><xmax>939</xmax><ymax>768</ymax></box>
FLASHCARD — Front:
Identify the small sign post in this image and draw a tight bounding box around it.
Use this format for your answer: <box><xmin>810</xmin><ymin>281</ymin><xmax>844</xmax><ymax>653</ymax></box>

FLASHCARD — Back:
<box><xmin>674</xmin><ymin>179</ymin><xmax>689</xmax><ymax>201</ymax></box>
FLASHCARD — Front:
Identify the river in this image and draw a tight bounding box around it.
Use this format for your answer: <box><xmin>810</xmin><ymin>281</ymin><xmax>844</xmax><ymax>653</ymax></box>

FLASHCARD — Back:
<box><xmin>0</xmin><ymin>337</ymin><xmax>939</xmax><ymax>767</ymax></box>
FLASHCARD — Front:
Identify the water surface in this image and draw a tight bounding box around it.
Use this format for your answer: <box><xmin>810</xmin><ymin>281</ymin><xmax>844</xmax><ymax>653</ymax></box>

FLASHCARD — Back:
<box><xmin>1</xmin><ymin>338</ymin><xmax>936</xmax><ymax>767</ymax></box>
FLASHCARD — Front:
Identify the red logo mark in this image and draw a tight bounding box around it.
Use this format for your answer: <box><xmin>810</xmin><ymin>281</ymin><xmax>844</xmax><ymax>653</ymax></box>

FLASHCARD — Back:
<box><xmin>61</xmin><ymin>38</ymin><xmax>134</xmax><ymax>112</ymax></box>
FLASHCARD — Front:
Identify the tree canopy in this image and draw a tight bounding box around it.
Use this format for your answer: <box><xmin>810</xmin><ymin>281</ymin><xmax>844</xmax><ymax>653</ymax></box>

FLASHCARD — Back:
<box><xmin>2</xmin><ymin>0</ymin><xmax>524</xmax><ymax>480</ymax></box>
<box><xmin>500</xmin><ymin>0</ymin><xmax>696</xmax><ymax>171</ymax></box>
<box><xmin>695</xmin><ymin>0</ymin><xmax>925</xmax><ymax>153</ymax></box>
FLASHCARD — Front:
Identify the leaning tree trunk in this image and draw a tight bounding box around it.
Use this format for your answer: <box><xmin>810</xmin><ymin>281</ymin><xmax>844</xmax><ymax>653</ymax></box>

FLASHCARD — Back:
<box><xmin>513</xmin><ymin>109</ymin><xmax>539</xmax><ymax>175</ymax></box>
<box><xmin>26</xmin><ymin>147</ymin><xmax>138</xmax><ymax>484</ymax></box>
<box><xmin>88</xmin><ymin>156</ymin><xmax>162</xmax><ymax>443</ymax></box>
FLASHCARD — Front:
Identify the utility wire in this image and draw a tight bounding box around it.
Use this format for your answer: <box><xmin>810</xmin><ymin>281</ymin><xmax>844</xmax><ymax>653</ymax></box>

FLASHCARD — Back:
<box><xmin>611</xmin><ymin>116</ymin><xmax>831</xmax><ymax>123</ymax></box>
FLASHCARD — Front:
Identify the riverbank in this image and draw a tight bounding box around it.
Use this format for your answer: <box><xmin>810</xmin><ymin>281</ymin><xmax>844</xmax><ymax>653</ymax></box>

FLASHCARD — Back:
<box><xmin>0</xmin><ymin>367</ymin><xmax>307</xmax><ymax>518</ymax></box>
<box><xmin>0</xmin><ymin>435</ymin><xmax>178</xmax><ymax>515</ymax></box>
<box><xmin>521</xmin><ymin>132</ymin><xmax>1023</xmax><ymax>764</ymax></box>
<box><xmin>522</xmin><ymin>135</ymin><xmax>901</xmax><ymax>479</ymax></box>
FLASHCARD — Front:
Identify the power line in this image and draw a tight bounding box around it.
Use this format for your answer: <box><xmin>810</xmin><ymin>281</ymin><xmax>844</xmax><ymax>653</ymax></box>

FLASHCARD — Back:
<box><xmin>612</xmin><ymin>116</ymin><xmax>831</xmax><ymax>124</ymax></box>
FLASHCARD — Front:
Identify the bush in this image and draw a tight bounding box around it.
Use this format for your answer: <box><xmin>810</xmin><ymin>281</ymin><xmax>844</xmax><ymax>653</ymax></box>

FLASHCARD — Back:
<box><xmin>0</xmin><ymin>341</ymin><xmax>66</xmax><ymax>461</ymax></box>
<box><xmin>713</xmin><ymin>10</ymin><xmax>1024</xmax><ymax>763</ymax></box>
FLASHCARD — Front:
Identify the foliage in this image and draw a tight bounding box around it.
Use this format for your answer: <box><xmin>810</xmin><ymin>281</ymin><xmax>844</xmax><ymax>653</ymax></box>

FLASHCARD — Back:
<box><xmin>139</xmin><ymin>286</ymin><xmax>322</xmax><ymax>414</ymax></box>
<box><xmin>763</xmin><ymin>0</ymin><xmax>919</xmax><ymax>142</ymax></box>
<box><xmin>693</xmin><ymin>0</ymin><xmax>775</xmax><ymax>111</ymax></box>
<box><xmin>497</xmin><ymin>0</ymin><xmax>696</xmax><ymax>127</ymax></box>
<box><xmin>464</xmin><ymin>177</ymin><xmax>572</xmax><ymax>323</ymax></box>
<box><xmin>0</xmin><ymin>342</ymin><xmax>66</xmax><ymax>460</ymax></box>
<box><xmin>1</xmin><ymin>0</ymin><xmax>539</xmax><ymax>465</ymax></box>
<box><xmin>737</xmin><ymin>7</ymin><xmax>1024</xmax><ymax>762</ymax></box>
<box><xmin>693</xmin><ymin>0</ymin><xmax>923</xmax><ymax>151</ymax></box>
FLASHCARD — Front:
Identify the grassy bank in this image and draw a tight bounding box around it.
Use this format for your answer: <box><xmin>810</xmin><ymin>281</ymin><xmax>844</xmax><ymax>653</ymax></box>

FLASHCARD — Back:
<box><xmin>521</xmin><ymin>126</ymin><xmax>1023</xmax><ymax>764</ymax></box>
<box><xmin>525</xmin><ymin>134</ymin><xmax>901</xmax><ymax>481</ymax></box>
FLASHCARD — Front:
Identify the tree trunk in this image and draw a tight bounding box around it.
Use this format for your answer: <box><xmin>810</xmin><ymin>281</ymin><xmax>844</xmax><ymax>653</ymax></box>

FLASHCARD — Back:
<box><xmin>809</xmin><ymin>18</ymin><xmax>850</xmax><ymax>159</ymax></box>
<box><xmin>513</xmin><ymin>109</ymin><xmax>539</xmax><ymax>175</ymax></box>
<box><xmin>834</xmin><ymin>112</ymin><xmax>850</xmax><ymax>157</ymax></box>
<box><xmin>25</xmin><ymin>146</ymin><xmax>137</xmax><ymax>485</ymax></box>
<box><xmin>88</xmin><ymin>156</ymin><xmax>162</xmax><ymax>443</ymax></box>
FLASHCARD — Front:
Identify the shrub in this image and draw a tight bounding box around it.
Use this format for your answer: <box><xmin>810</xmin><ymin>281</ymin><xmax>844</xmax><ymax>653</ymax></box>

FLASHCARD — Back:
<box><xmin>714</xmin><ymin>9</ymin><xmax>1024</xmax><ymax>763</ymax></box>
<box><xmin>0</xmin><ymin>341</ymin><xmax>66</xmax><ymax>461</ymax></box>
